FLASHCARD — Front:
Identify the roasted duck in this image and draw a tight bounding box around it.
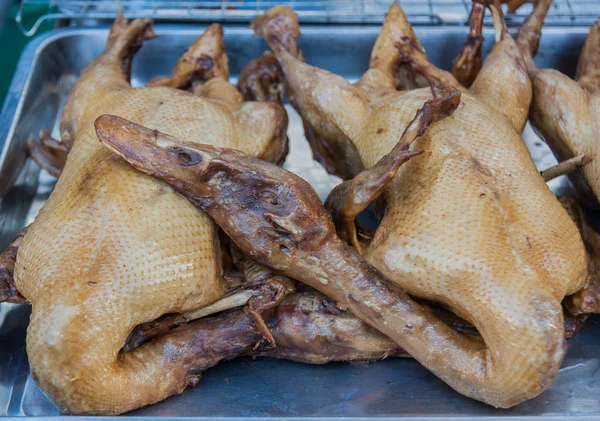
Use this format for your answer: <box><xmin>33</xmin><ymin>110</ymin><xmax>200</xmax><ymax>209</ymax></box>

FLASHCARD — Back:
<box><xmin>244</xmin><ymin>3</ymin><xmax>588</xmax><ymax>407</ymax></box>
<box><xmin>0</xmin><ymin>16</ymin><xmax>292</xmax><ymax>414</ymax></box>
<box><xmin>515</xmin><ymin>1</ymin><xmax>600</xmax><ymax>206</ymax></box>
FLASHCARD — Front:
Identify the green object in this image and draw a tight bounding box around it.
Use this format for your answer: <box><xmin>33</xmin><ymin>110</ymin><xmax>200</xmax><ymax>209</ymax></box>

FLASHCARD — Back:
<box><xmin>0</xmin><ymin>2</ymin><xmax>55</xmax><ymax>108</ymax></box>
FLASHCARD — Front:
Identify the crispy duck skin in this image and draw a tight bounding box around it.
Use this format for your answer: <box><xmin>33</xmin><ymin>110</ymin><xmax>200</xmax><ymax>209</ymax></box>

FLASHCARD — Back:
<box><xmin>5</xmin><ymin>16</ymin><xmax>288</xmax><ymax>415</ymax></box>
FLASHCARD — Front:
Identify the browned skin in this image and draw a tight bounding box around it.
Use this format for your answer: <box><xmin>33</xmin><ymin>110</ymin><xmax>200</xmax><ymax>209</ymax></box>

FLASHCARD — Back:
<box><xmin>250</xmin><ymin>5</ymin><xmax>588</xmax><ymax>407</ymax></box>
<box><xmin>8</xmin><ymin>17</ymin><xmax>288</xmax><ymax>415</ymax></box>
<box><xmin>517</xmin><ymin>4</ymin><xmax>600</xmax><ymax>207</ymax></box>
<box><xmin>237</xmin><ymin>51</ymin><xmax>284</xmax><ymax>103</ymax></box>
<box><xmin>452</xmin><ymin>1</ymin><xmax>486</xmax><ymax>88</ymax></box>
<box><xmin>147</xmin><ymin>23</ymin><xmax>229</xmax><ymax>89</ymax></box>
<box><xmin>513</xmin><ymin>5</ymin><xmax>600</xmax><ymax>317</ymax></box>
<box><xmin>563</xmin><ymin>311</ymin><xmax>589</xmax><ymax>338</ymax></box>
<box><xmin>558</xmin><ymin>197</ymin><xmax>600</xmax><ymax>315</ymax></box>
<box><xmin>96</xmin><ymin>77</ymin><xmax>576</xmax><ymax>410</ymax></box>
<box><xmin>0</xmin><ymin>228</ymin><xmax>28</xmax><ymax>304</ymax></box>
<box><xmin>257</xmin><ymin>290</ymin><xmax>406</xmax><ymax>363</ymax></box>
<box><xmin>123</xmin><ymin>290</ymin><xmax>404</xmax><ymax>371</ymax></box>
<box><xmin>236</xmin><ymin>51</ymin><xmax>290</xmax><ymax>166</ymax></box>
<box><xmin>451</xmin><ymin>0</ymin><xmax>552</xmax><ymax>88</ymax></box>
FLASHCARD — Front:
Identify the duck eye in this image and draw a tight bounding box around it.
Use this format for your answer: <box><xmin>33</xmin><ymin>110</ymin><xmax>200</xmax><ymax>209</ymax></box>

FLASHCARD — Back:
<box><xmin>263</xmin><ymin>191</ymin><xmax>279</xmax><ymax>206</ymax></box>
<box><xmin>172</xmin><ymin>148</ymin><xmax>202</xmax><ymax>166</ymax></box>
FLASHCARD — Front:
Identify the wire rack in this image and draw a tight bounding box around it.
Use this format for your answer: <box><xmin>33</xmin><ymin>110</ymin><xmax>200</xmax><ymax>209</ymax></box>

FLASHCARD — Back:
<box><xmin>17</xmin><ymin>0</ymin><xmax>600</xmax><ymax>36</ymax></box>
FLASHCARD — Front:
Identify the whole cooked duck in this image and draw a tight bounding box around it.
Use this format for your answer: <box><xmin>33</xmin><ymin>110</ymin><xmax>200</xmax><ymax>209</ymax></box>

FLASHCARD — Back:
<box><xmin>0</xmin><ymin>16</ymin><xmax>291</xmax><ymax>414</ymax></box>
<box><xmin>243</xmin><ymin>3</ymin><xmax>588</xmax><ymax>407</ymax></box>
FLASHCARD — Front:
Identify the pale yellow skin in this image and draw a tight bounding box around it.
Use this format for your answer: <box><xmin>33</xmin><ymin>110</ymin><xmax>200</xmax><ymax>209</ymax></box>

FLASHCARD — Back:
<box><xmin>255</xmin><ymin>4</ymin><xmax>588</xmax><ymax>407</ymax></box>
<box><xmin>14</xmin><ymin>19</ymin><xmax>286</xmax><ymax>414</ymax></box>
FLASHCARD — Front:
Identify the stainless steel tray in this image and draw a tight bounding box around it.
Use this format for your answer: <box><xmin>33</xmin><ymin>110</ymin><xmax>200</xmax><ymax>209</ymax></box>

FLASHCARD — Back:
<box><xmin>0</xmin><ymin>25</ymin><xmax>599</xmax><ymax>420</ymax></box>
<box><xmin>16</xmin><ymin>0</ymin><xmax>600</xmax><ymax>36</ymax></box>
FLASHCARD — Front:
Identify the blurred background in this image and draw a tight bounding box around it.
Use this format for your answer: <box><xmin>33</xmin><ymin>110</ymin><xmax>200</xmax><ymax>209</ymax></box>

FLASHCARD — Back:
<box><xmin>0</xmin><ymin>1</ymin><xmax>53</xmax><ymax>107</ymax></box>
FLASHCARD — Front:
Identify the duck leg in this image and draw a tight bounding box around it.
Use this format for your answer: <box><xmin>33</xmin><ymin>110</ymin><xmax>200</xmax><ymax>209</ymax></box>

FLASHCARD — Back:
<box><xmin>237</xmin><ymin>52</ymin><xmax>285</xmax><ymax>103</ymax></box>
<box><xmin>468</xmin><ymin>4</ymin><xmax>532</xmax><ymax>132</ymax></box>
<box><xmin>60</xmin><ymin>13</ymin><xmax>155</xmax><ymax>150</ymax></box>
<box><xmin>356</xmin><ymin>3</ymin><xmax>428</xmax><ymax>93</ymax></box>
<box><xmin>148</xmin><ymin>24</ymin><xmax>244</xmax><ymax>107</ymax></box>
<box><xmin>253</xmin><ymin>6</ymin><xmax>369</xmax><ymax>179</ymax></box>
<box><xmin>452</xmin><ymin>1</ymin><xmax>486</xmax><ymax>88</ymax></box>
<box><xmin>27</xmin><ymin>130</ymin><xmax>69</xmax><ymax>177</ymax></box>
<box><xmin>377</xmin><ymin>7</ymin><xmax>461</xmax><ymax>89</ymax></box>
<box><xmin>514</xmin><ymin>0</ymin><xmax>553</xmax><ymax>72</ymax></box>
<box><xmin>25</xmin><ymin>14</ymin><xmax>154</xmax><ymax>176</ymax></box>
<box><xmin>325</xmin><ymin>83</ymin><xmax>460</xmax><ymax>253</ymax></box>
<box><xmin>453</xmin><ymin>0</ymin><xmax>551</xmax><ymax>88</ymax></box>
<box><xmin>576</xmin><ymin>19</ymin><xmax>600</xmax><ymax>94</ymax></box>
<box><xmin>147</xmin><ymin>23</ymin><xmax>229</xmax><ymax>89</ymax></box>
<box><xmin>0</xmin><ymin>228</ymin><xmax>28</xmax><ymax>304</ymax></box>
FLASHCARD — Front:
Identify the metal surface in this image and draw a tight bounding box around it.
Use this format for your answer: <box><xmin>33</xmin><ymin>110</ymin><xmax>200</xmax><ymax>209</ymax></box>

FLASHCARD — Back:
<box><xmin>0</xmin><ymin>0</ymin><xmax>15</xmax><ymax>31</ymax></box>
<box><xmin>0</xmin><ymin>25</ymin><xmax>598</xmax><ymax>419</ymax></box>
<box><xmin>16</xmin><ymin>0</ymin><xmax>600</xmax><ymax>36</ymax></box>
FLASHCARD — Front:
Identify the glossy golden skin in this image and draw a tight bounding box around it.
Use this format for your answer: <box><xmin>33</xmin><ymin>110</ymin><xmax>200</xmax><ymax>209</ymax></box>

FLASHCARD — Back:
<box><xmin>253</xmin><ymin>4</ymin><xmax>588</xmax><ymax>407</ymax></box>
<box><xmin>13</xmin><ymin>18</ymin><xmax>287</xmax><ymax>414</ymax></box>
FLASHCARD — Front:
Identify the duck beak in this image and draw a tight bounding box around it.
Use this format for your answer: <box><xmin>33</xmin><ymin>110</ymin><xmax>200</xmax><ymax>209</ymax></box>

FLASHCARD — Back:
<box><xmin>94</xmin><ymin>114</ymin><xmax>214</xmax><ymax>191</ymax></box>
